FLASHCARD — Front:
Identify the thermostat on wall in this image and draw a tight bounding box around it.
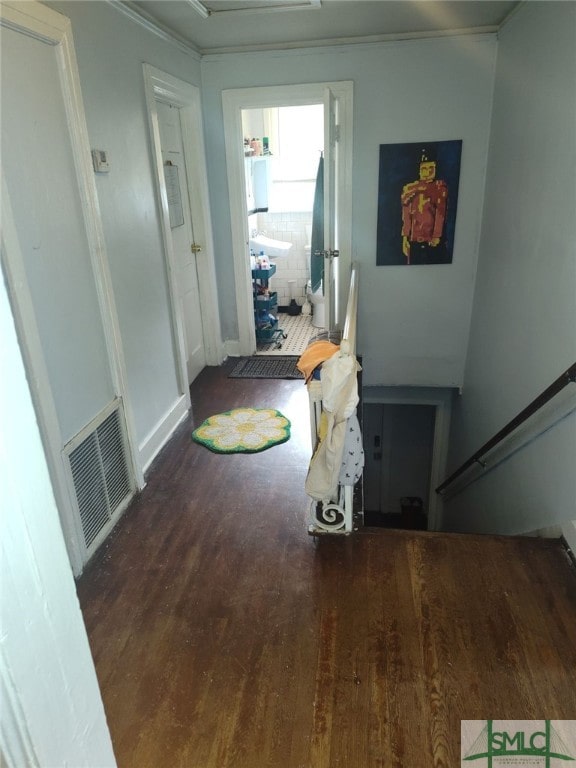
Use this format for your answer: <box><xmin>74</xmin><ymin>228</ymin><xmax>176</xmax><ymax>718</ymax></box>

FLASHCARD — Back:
<box><xmin>91</xmin><ymin>149</ymin><xmax>110</xmax><ymax>173</ymax></box>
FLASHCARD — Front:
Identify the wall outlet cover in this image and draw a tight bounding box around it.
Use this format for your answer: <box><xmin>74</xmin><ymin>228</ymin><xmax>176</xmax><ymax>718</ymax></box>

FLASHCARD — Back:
<box><xmin>91</xmin><ymin>149</ymin><xmax>110</xmax><ymax>173</ymax></box>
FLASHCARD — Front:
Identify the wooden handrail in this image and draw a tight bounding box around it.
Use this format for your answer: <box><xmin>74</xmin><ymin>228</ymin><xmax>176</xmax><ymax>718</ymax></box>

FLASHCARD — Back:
<box><xmin>436</xmin><ymin>362</ymin><xmax>576</xmax><ymax>495</ymax></box>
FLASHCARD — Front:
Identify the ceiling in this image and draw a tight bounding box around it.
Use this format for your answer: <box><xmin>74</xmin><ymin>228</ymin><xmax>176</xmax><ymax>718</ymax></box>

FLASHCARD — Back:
<box><xmin>121</xmin><ymin>0</ymin><xmax>521</xmax><ymax>54</ymax></box>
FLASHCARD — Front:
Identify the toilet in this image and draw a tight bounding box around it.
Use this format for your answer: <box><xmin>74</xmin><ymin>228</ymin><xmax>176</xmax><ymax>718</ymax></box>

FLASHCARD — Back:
<box><xmin>305</xmin><ymin>224</ymin><xmax>325</xmax><ymax>328</ymax></box>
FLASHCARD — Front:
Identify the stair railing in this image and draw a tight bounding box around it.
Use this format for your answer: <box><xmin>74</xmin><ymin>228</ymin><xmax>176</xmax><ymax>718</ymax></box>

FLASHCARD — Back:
<box><xmin>308</xmin><ymin>262</ymin><xmax>360</xmax><ymax>535</ymax></box>
<box><xmin>436</xmin><ymin>362</ymin><xmax>576</xmax><ymax>495</ymax></box>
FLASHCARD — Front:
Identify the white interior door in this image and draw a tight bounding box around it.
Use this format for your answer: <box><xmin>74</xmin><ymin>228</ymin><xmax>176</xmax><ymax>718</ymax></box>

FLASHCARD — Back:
<box><xmin>156</xmin><ymin>100</ymin><xmax>206</xmax><ymax>385</ymax></box>
<box><xmin>323</xmin><ymin>86</ymin><xmax>341</xmax><ymax>331</ymax></box>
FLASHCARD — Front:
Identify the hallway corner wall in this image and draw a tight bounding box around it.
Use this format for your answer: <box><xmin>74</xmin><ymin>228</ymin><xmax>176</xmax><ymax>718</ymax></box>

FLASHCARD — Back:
<box><xmin>441</xmin><ymin>2</ymin><xmax>576</xmax><ymax>535</ymax></box>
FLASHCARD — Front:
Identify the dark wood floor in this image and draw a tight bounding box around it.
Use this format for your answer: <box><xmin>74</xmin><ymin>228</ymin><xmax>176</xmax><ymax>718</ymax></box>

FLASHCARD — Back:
<box><xmin>77</xmin><ymin>362</ymin><xmax>576</xmax><ymax>768</ymax></box>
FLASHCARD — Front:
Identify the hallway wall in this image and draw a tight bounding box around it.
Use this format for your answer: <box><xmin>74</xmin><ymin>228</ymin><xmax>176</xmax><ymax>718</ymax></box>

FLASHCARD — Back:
<box><xmin>46</xmin><ymin>1</ymin><xmax>202</xmax><ymax>457</ymax></box>
<box><xmin>201</xmin><ymin>35</ymin><xmax>497</xmax><ymax>388</ymax></box>
<box><xmin>0</xmin><ymin>258</ymin><xmax>116</xmax><ymax>768</ymax></box>
<box><xmin>442</xmin><ymin>2</ymin><xmax>576</xmax><ymax>534</ymax></box>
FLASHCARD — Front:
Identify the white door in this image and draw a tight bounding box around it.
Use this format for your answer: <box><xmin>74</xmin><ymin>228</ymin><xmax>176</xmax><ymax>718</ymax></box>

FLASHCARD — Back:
<box><xmin>323</xmin><ymin>86</ymin><xmax>340</xmax><ymax>331</ymax></box>
<box><xmin>156</xmin><ymin>101</ymin><xmax>206</xmax><ymax>385</ymax></box>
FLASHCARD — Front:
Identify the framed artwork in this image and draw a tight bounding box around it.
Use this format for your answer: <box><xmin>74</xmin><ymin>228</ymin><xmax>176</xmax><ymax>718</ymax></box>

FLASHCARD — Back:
<box><xmin>376</xmin><ymin>140</ymin><xmax>462</xmax><ymax>266</ymax></box>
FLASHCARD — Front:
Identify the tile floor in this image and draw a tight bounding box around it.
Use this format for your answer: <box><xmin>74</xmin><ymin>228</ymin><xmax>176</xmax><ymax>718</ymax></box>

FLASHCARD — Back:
<box><xmin>256</xmin><ymin>312</ymin><xmax>316</xmax><ymax>356</ymax></box>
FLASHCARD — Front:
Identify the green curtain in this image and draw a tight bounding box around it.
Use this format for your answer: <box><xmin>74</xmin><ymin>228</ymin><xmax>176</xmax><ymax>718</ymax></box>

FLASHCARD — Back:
<box><xmin>310</xmin><ymin>155</ymin><xmax>324</xmax><ymax>294</ymax></box>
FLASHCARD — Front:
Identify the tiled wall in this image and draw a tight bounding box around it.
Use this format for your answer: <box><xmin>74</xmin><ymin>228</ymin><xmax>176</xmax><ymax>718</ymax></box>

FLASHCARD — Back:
<box><xmin>256</xmin><ymin>211</ymin><xmax>312</xmax><ymax>305</ymax></box>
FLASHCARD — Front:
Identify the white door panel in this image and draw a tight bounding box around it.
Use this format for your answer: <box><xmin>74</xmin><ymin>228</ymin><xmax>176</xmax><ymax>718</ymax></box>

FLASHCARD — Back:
<box><xmin>323</xmin><ymin>85</ymin><xmax>339</xmax><ymax>330</ymax></box>
<box><xmin>1</xmin><ymin>25</ymin><xmax>114</xmax><ymax>442</ymax></box>
<box><xmin>156</xmin><ymin>101</ymin><xmax>205</xmax><ymax>384</ymax></box>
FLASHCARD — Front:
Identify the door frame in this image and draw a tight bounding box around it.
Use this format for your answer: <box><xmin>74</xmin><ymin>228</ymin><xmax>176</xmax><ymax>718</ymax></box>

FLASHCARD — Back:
<box><xmin>0</xmin><ymin>1</ymin><xmax>143</xmax><ymax>575</ymax></box>
<box><xmin>143</xmin><ymin>64</ymin><xmax>224</xmax><ymax>391</ymax></box>
<box><xmin>362</xmin><ymin>387</ymin><xmax>453</xmax><ymax>531</ymax></box>
<box><xmin>222</xmin><ymin>81</ymin><xmax>353</xmax><ymax>356</ymax></box>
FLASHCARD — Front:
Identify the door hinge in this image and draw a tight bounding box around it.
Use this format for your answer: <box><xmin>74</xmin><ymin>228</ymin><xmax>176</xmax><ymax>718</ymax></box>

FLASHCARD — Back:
<box><xmin>190</xmin><ymin>243</ymin><xmax>202</xmax><ymax>254</ymax></box>
<box><xmin>334</xmin><ymin>124</ymin><xmax>341</xmax><ymax>143</ymax></box>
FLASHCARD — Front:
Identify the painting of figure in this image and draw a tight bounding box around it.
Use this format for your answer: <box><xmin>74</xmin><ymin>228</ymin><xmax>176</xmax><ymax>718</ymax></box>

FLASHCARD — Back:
<box><xmin>377</xmin><ymin>140</ymin><xmax>462</xmax><ymax>266</ymax></box>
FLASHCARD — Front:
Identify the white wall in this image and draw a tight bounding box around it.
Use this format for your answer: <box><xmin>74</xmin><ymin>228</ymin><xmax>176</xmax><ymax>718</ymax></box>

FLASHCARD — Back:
<box><xmin>0</xmin><ymin>271</ymin><xmax>116</xmax><ymax>767</ymax></box>
<box><xmin>563</xmin><ymin>521</ymin><xmax>576</xmax><ymax>555</ymax></box>
<box><xmin>257</xmin><ymin>211</ymin><xmax>311</xmax><ymax>304</ymax></box>
<box><xmin>442</xmin><ymin>3</ymin><xmax>576</xmax><ymax>534</ymax></box>
<box><xmin>201</xmin><ymin>35</ymin><xmax>497</xmax><ymax>387</ymax></box>
<box><xmin>47</xmin><ymin>1</ymin><xmax>202</xmax><ymax>451</ymax></box>
<box><xmin>1</xmin><ymin>23</ymin><xmax>114</xmax><ymax>445</ymax></box>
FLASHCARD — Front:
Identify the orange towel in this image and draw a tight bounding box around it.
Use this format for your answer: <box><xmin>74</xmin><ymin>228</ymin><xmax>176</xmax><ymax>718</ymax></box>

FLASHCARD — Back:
<box><xmin>297</xmin><ymin>340</ymin><xmax>339</xmax><ymax>383</ymax></box>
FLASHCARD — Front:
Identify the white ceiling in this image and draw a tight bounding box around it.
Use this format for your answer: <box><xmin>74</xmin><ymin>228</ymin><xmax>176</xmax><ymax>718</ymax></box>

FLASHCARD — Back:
<box><xmin>122</xmin><ymin>0</ymin><xmax>521</xmax><ymax>54</ymax></box>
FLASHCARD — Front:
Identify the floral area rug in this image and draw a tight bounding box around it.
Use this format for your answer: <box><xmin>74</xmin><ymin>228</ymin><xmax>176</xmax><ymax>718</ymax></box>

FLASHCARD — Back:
<box><xmin>192</xmin><ymin>407</ymin><xmax>291</xmax><ymax>454</ymax></box>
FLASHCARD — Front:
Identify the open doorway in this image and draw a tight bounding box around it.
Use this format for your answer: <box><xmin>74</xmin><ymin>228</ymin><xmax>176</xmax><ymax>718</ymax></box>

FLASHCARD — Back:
<box><xmin>361</xmin><ymin>387</ymin><xmax>453</xmax><ymax>531</ymax></box>
<box><xmin>242</xmin><ymin>104</ymin><xmax>323</xmax><ymax>354</ymax></box>
<box><xmin>363</xmin><ymin>403</ymin><xmax>436</xmax><ymax>530</ymax></box>
<box><xmin>223</xmin><ymin>82</ymin><xmax>353</xmax><ymax>358</ymax></box>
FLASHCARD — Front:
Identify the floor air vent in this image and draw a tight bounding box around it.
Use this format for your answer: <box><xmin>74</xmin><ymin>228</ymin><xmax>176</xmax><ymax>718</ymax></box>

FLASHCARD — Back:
<box><xmin>67</xmin><ymin>404</ymin><xmax>133</xmax><ymax>550</ymax></box>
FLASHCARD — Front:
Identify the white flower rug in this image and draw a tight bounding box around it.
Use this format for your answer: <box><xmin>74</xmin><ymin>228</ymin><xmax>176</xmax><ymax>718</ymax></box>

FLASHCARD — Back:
<box><xmin>192</xmin><ymin>408</ymin><xmax>291</xmax><ymax>454</ymax></box>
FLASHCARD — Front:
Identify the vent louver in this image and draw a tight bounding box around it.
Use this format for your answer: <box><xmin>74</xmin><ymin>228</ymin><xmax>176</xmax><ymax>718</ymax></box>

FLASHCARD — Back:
<box><xmin>68</xmin><ymin>407</ymin><xmax>132</xmax><ymax>550</ymax></box>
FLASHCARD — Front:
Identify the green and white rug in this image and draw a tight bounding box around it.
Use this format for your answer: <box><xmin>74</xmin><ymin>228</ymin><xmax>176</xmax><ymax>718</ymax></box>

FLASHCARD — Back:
<box><xmin>192</xmin><ymin>407</ymin><xmax>291</xmax><ymax>454</ymax></box>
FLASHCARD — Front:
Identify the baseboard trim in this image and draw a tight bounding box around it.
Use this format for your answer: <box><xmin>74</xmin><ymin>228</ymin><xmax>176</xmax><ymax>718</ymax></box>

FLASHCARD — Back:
<box><xmin>561</xmin><ymin>535</ymin><xmax>576</xmax><ymax>568</ymax></box>
<box><xmin>139</xmin><ymin>395</ymin><xmax>189</xmax><ymax>474</ymax></box>
<box><xmin>224</xmin><ymin>339</ymin><xmax>241</xmax><ymax>358</ymax></box>
<box><xmin>206</xmin><ymin>341</ymin><xmax>228</xmax><ymax>367</ymax></box>
<box><xmin>560</xmin><ymin>520</ymin><xmax>576</xmax><ymax>564</ymax></box>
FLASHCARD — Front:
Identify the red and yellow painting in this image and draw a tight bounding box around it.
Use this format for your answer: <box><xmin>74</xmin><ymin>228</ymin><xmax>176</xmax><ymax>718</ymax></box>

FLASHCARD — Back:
<box><xmin>377</xmin><ymin>140</ymin><xmax>462</xmax><ymax>266</ymax></box>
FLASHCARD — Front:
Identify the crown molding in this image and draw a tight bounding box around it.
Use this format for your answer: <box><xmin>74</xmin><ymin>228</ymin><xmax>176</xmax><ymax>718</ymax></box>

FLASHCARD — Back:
<box><xmin>204</xmin><ymin>0</ymin><xmax>321</xmax><ymax>17</ymax></box>
<box><xmin>105</xmin><ymin>0</ymin><xmax>202</xmax><ymax>59</ymax></box>
<box><xmin>497</xmin><ymin>0</ymin><xmax>528</xmax><ymax>35</ymax></box>
<box><xmin>104</xmin><ymin>1</ymin><xmax>498</xmax><ymax>59</ymax></box>
<box><xmin>185</xmin><ymin>0</ymin><xmax>209</xmax><ymax>19</ymax></box>
<box><xmin>200</xmin><ymin>26</ymin><xmax>499</xmax><ymax>56</ymax></box>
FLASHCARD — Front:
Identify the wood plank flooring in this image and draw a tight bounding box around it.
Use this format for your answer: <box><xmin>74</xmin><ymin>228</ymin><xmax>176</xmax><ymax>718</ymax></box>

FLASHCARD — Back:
<box><xmin>77</xmin><ymin>362</ymin><xmax>576</xmax><ymax>768</ymax></box>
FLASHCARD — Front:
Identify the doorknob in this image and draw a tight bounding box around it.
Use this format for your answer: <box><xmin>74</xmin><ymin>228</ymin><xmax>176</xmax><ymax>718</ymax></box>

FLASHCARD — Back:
<box><xmin>190</xmin><ymin>243</ymin><xmax>202</xmax><ymax>253</ymax></box>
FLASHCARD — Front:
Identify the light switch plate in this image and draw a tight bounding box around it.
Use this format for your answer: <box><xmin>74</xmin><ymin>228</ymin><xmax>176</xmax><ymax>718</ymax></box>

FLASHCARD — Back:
<box><xmin>91</xmin><ymin>149</ymin><xmax>110</xmax><ymax>173</ymax></box>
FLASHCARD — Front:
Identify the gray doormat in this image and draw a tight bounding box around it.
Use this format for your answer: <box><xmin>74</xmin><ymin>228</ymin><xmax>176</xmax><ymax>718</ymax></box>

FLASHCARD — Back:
<box><xmin>229</xmin><ymin>356</ymin><xmax>303</xmax><ymax>379</ymax></box>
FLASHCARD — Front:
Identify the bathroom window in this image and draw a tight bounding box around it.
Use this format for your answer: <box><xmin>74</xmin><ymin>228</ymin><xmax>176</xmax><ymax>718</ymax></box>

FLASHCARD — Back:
<box><xmin>267</xmin><ymin>104</ymin><xmax>323</xmax><ymax>213</ymax></box>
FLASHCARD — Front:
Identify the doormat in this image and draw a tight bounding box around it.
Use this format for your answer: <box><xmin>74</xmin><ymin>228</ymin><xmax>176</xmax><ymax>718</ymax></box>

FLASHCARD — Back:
<box><xmin>192</xmin><ymin>408</ymin><xmax>291</xmax><ymax>453</ymax></box>
<box><xmin>228</xmin><ymin>356</ymin><xmax>303</xmax><ymax>379</ymax></box>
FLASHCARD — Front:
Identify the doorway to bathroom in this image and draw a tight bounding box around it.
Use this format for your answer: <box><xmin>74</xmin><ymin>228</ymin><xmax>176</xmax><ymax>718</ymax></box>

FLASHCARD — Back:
<box><xmin>222</xmin><ymin>82</ymin><xmax>353</xmax><ymax>358</ymax></box>
<box><xmin>242</xmin><ymin>103</ymin><xmax>324</xmax><ymax>354</ymax></box>
<box><xmin>243</xmin><ymin>103</ymin><xmax>322</xmax><ymax>355</ymax></box>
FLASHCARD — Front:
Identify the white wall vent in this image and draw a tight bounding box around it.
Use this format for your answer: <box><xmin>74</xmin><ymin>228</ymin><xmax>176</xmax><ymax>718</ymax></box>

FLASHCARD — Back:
<box><xmin>65</xmin><ymin>401</ymin><xmax>134</xmax><ymax>553</ymax></box>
